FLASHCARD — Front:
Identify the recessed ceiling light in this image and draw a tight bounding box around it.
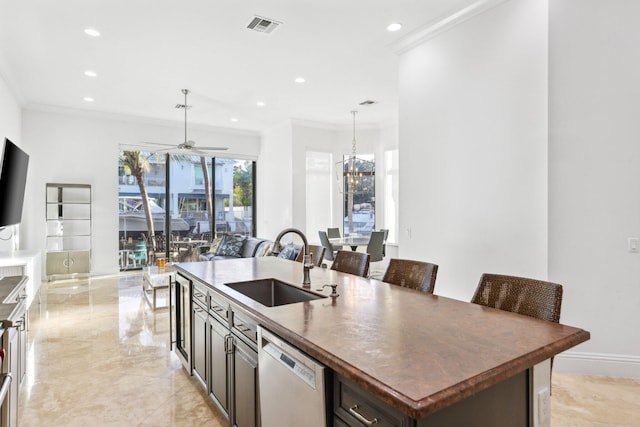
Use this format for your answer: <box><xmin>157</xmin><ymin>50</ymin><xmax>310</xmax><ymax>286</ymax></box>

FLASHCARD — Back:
<box><xmin>84</xmin><ymin>70</ymin><xmax>97</xmax><ymax>77</ymax></box>
<box><xmin>230</xmin><ymin>118</ymin><xmax>239</xmax><ymax>123</ymax></box>
<box><xmin>256</xmin><ymin>101</ymin><xmax>265</xmax><ymax>107</ymax></box>
<box><xmin>83</xmin><ymin>97</ymin><xmax>94</xmax><ymax>102</ymax></box>
<box><xmin>84</xmin><ymin>28</ymin><xmax>101</xmax><ymax>37</ymax></box>
<box><xmin>386</xmin><ymin>22</ymin><xmax>403</xmax><ymax>32</ymax></box>
<box><xmin>295</xmin><ymin>77</ymin><xmax>305</xmax><ymax>84</ymax></box>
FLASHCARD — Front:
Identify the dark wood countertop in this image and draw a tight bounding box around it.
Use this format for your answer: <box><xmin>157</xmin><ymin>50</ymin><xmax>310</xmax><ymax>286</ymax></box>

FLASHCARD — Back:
<box><xmin>177</xmin><ymin>257</ymin><xmax>590</xmax><ymax>419</ymax></box>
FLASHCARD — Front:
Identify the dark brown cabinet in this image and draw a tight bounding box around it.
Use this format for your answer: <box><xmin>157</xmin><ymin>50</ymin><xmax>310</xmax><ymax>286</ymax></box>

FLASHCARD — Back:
<box><xmin>181</xmin><ymin>272</ymin><xmax>260</xmax><ymax>427</ymax></box>
<box><xmin>231</xmin><ymin>337</ymin><xmax>259</xmax><ymax>427</ymax></box>
<box><xmin>208</xmin><ymin>315</ymin><xmax>230</xmax><ymax>418</ymax></box>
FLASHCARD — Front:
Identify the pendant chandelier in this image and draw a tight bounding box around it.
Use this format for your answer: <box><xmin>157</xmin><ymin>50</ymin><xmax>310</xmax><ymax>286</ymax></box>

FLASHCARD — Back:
<box><xmin>336</xmin><ymin>110</ymin><xmax>375</xmax><ymax>195</ymax></box>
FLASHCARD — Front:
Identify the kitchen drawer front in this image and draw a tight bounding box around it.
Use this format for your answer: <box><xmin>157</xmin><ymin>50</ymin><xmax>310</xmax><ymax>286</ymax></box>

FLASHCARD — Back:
<box><xmin>231</xmin><ymin>308</ymin><xmax>258</xmax><ymax>345</ymax></box>
<box><xmin>334</xmin><ymin>375</ymin><xmax>411</xmax><ymax>427</ymax></box>
<box><xmin>192</xmin><ymin>280</ymin><xmax>208</xmax><ymax>307</ymax></box>
<box><xmin>209</xmin><ymin>290</ymin><xmax>230</xmax><ymax>325</ymax></box>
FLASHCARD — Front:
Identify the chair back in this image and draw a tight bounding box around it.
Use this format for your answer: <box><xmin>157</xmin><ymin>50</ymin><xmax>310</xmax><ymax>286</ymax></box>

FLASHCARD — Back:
<box><xmin>326</xmin><ymin>227</ymin><xmax>343</xmax><ymax>249</ymax></box>
<box><xmin>295</xmin><ymin>244</ymin><xmax>326</xmax><ymax>267</ymax></box>
<box><xmin>382</xmin><ymin>258</ymin><xmax>438</xmax><ymax>294</ymax></box>
<box><xmin>380</xmin><ymin>228</ymin><xmax>389</xmax><ymax>256</ymax></box>
<box><xmin>330</xmin><ymin>250</ymin><xmax>370</xmax><ymax>277</ymax></box>
<box><xmin>318</xmin><ymin>231</ymin><xmax>336</xmax><ymax>261</ymax></box>
<box><xmin>471</xmin><ymin>273</ymin><xmax>563</xmax><ymax>323</ymax></box>
<box><xmin>366</xmin><ymin>231</ymin><xmax>385</xmax><ymax>263</ymax></box>
<box><xmin>327</xmin><ymin>227</ymin><xmax>341</xmax><ymax>239</ymax></box>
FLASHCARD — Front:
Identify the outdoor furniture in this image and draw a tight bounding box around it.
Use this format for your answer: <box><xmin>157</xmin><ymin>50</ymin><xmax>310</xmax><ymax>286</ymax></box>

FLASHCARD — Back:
<box><xmin>382</xmin><ymin>258</ymin><xmax>438</xmax><ymax>294</ymax></box>
<box><xmin>330</xmin><ymin>250</ymin><xmax>370</xmax><ymax>277</ymax></box>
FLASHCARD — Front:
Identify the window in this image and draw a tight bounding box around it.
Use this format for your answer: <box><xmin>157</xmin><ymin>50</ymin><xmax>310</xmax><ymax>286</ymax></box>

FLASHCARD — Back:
<box><xmin>341</xmin><ymin>153</ymin><xmax>375</xmax><ymax>236</ymax></box>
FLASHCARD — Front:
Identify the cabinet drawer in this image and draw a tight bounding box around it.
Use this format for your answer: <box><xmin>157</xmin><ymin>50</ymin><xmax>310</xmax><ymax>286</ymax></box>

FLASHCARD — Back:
<box><xmin>192</xmin><ymin>281</ymin><xmax>208</xmax><ymax>307</ymax></box>
<box><xmin>232</xmin><ymin>309</ymin><xmax>257</xmax><ymax>345</ymax></box>
<box><xmin>334</xmin><ymin>375</ymin><xmax>410</xmax><ymax>427</ymax></box>
<box><xmin>209</xmin><ymin>291</ymin><xmax>229</xmax><ymax>325</ymax></box>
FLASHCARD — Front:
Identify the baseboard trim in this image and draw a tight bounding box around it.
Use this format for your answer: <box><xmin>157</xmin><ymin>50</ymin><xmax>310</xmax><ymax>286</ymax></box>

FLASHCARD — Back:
<box><xmin>554</xmin><ymin>351</ymin><xmax>640</xmax><ymax>378</ymax></box>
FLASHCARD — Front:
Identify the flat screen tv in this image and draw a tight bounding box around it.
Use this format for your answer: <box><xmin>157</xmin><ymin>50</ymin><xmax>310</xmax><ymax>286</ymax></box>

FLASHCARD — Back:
<box><xmin>0</xmin><ymin>138</ymin><xmax>30</xmax><ymax>228</ymax></box>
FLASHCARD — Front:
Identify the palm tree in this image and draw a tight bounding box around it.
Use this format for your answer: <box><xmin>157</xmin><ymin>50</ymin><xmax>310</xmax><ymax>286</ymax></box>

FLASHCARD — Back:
<box><xmin>121</xmin><ymin>151</ymin><xmax>155</xmax><ymax>238</ymax></box>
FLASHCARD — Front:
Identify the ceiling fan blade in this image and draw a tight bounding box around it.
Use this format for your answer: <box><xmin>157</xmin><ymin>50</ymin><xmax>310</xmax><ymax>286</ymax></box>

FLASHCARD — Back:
<box><xmin>134</xmin><ymin>142</ymin><xmax>176</xmax><ymax>147</ymax></box>
<box><xmin>193</xmin><ymin>146</ymin><xmax>229</xmax><ymax>151</ymax></box>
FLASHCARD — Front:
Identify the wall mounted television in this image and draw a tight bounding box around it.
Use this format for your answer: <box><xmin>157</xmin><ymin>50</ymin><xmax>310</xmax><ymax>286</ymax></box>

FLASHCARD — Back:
<box><xmin>0</xmin><ymin>138</ymin><xmax>30</xmax><ymax>228</ymax></box>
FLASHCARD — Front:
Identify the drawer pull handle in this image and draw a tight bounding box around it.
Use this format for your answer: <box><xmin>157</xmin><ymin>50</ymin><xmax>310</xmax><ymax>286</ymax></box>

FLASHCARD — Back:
<box><xmin>212</xmin><ymin>306</ymin><xmax>224</xmax><ymax>312</ymax></box>
<box><xmin>349</xmin><ymin>405</ymin><xmax>378</xmax><ymax>426</ymax></box>
<box><xmin>235</xmin><ymin>323</ymin><xmax>251</xmax><ymax>333</ymax></box>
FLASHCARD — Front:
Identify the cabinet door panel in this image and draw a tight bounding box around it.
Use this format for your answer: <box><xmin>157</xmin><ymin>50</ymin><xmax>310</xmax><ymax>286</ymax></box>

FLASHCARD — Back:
<box><xmin>209</xmin><ymin>317</ymin><xmax>229</xmax><ymax>416</ymax></box>
<box><xmin>192</xmin><ymin>304</ymin><xmax>207</xmax><ymax>388</ymax></box>
<box><xmin>68</xmin><ymin>250</ymin><xmax>90</xmax><ymax>273</ymax></box>
<box><xmin>233</xmin><ymin>338</ymin><xmax>259</xmax><ymax>427</ymax></box>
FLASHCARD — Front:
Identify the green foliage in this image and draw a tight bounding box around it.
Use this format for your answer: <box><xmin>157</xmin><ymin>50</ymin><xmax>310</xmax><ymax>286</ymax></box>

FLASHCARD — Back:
<box><xmin>233</xmin><ymin>162</ymin><xmax>253</xmax><ymax>207</ymax></box>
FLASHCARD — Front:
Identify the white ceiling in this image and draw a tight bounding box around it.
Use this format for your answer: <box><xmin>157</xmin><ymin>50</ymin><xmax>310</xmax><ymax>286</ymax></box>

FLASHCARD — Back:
<box><xmin>0</xmin><ymin>0</ymin><xmax>477</xmax><ymax>133</ymax></box>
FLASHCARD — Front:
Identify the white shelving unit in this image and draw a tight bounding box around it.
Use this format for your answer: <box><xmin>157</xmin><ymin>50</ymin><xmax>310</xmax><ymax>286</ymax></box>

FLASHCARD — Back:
<box><xmin>45</xmin><ymin>183</ymin><xmax>91</xmax><ymax>278</ymax></box>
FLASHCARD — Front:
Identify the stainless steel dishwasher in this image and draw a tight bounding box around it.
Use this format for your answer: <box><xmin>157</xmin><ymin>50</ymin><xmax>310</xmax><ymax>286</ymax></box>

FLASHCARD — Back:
<box><xmin>258</xmin><ymin>327</ymin><xmax>329</xmax><ymax>427</ymax></box>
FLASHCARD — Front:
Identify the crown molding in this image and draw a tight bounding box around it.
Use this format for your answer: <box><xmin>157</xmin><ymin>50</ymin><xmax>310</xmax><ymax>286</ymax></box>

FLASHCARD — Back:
<box><xmin>389</xmin><ymin>0</ymin><xmax>511</xmax><ymax>55</ymax></box>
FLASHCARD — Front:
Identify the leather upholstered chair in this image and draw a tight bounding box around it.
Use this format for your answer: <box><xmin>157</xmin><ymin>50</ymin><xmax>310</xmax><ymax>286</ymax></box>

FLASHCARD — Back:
<box><xmin>471</xmin><ymin>273</ymin><xmax>564</xmax><ymax>386</ymax></box>
<box><xmin>382</xmin><ymin>258</ymin><xmax>438</xmax><ymax>294</ymax></box>
<box><xmin>330</xmin><ymin>250</ymin><xmax>370</xmax><ymax>278</ymax></box>
<box><xmin>471</xmin><ymin>273</ymin><xmax>563</xmax><ymax>323</ymax></box>
<box><xmin>295</xmin><ymin>244</ymin><xmax>326</xmax><ymax>267</ymax></box>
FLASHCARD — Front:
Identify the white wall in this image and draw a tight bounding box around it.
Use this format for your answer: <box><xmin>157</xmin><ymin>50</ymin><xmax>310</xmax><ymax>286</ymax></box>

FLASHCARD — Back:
<box><xmin>258</xmin><ymin>121</ymin><xmax>294</xmax><ymax>241</ymax></box>
<box><xmin>21</xmin><ymin>108</ymin><xmax>260</xmax><ymax>277</ymax></box>
<box><xmin>549</xmin><ymin>0</ymin><xmax>640</xmax><ymax>377</ymax></box>
<box><xmin>398</xmin><ymin>0</ymin><xmax>549</xmax><ymax>302</ymax></box>
<box><xmin>0</xmin><ymin>73</ymin><xmax>22</xmax><ymax>251</ymax></box>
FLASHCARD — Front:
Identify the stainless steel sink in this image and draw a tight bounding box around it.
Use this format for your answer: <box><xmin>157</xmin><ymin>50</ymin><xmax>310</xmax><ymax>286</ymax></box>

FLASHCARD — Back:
<box><xmin>224</xmin><ymin>278</ymin><xmax>326</xmax><ymax>307</ymax></box>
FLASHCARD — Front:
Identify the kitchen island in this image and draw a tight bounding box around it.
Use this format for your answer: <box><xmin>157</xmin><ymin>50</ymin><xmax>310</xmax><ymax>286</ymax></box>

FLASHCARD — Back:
<box><xmin>175</xmin><ymin>257</ymin><xmax>590</xmax><ymax>426</ymax></box>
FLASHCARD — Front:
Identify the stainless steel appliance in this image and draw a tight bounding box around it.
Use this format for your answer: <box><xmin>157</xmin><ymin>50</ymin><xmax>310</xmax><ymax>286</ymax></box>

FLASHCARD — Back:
<box><xmin>174</xmin><ymin>272</ymin><xmax>191</xmax><ymax>371</ymax></box>
<box><xmin>258</xmin><ymin>327</ymin><xmax>329</xmax><ymax>427</ymax></box>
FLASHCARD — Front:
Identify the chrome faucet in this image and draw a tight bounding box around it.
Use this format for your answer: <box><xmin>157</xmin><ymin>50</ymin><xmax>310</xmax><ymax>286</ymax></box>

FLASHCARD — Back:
<box><xmin>272</xmin><ymin>228</ymin><xmax>312</xmax><ymax>287</ymax></box>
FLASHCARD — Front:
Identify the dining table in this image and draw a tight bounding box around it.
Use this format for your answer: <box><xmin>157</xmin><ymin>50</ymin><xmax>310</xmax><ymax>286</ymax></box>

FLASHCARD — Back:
<box><xmin>329</xmin><ymin>235</ymin><xmax>369</xmax><ymax>251</ymax></box>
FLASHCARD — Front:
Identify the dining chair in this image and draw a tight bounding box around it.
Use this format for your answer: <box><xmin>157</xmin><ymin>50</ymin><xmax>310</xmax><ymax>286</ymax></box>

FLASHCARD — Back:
<box><xmin>295</xmin><ymin>244</ymin><xmax>326</xmax><ymax>267</ymax></box>
<box><xmin>326</xmin><ymin>227</ymin><xmax>343</xmax><ymax>250</ymax></box>
<box><xmin>382</xmin><ymin>258</ymin><xmax>438</xmax><ymax>294</ymax></box>
<box><xmin>330</xmin><ymin>250</ymin><xmax>370</xmax><ymax>277</ymax></box>
<box><xmin>318</xmin><ymin>231</ymin><xmax>337</xmax><ymax>261</ymax></box>
<box><xmin>380</xmin><ymin>228</ymin><xmax>389</xmax><ymax>256</ymax></box>
<box><xmin>366</xmin><ymin>231</ymin><xmax>385</xmax><ymax>263</ymax></box>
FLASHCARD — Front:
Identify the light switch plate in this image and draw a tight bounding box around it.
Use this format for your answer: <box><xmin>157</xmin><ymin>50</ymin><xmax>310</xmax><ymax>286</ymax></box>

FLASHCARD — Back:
<box><xmin>628</xmin><ymin>237</ymin><xmax>639</xmax><ymax>253</ymax></box>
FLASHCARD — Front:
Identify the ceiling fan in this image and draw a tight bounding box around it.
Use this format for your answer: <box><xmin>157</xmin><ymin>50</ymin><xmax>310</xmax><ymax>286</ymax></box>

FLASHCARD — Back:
<box><xmin>136</xmin><ymin>89</ymin><xmax>228</xmax><ymax>154</ymax></box>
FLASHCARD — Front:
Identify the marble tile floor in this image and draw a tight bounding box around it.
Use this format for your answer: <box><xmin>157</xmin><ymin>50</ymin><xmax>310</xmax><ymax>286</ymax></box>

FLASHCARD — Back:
<box><xmin>16</xmin><ymin>273</ymin><xmax>640</xmax><ymax>426</ymax></box>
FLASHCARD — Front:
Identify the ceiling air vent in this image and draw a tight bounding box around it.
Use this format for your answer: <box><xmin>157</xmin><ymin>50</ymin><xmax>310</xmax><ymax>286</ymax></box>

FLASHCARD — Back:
<box><xmin>359</xmin><ymin>100</ymin><xmax>378</xmax><ymax>106</ymax></box>
<box><xmin>247</xmin><ymin>16</ymin><xmax>282</xmax><ymax>34</ymax></box>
